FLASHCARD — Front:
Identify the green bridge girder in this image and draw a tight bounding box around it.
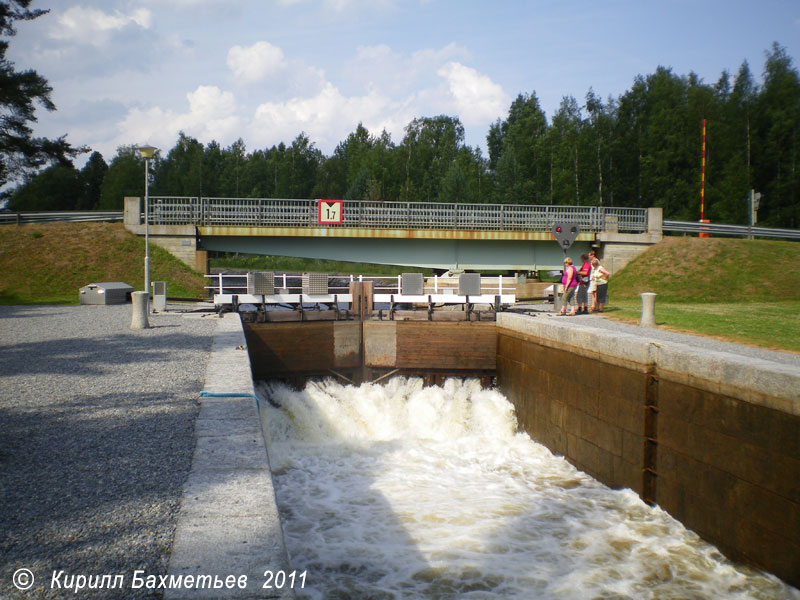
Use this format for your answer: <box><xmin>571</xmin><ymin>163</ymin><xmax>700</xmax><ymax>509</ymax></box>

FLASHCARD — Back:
<box><xmin>198</xmin><ymin>231</ymin><xmax>594</xmax><ymax>272</ymax></box>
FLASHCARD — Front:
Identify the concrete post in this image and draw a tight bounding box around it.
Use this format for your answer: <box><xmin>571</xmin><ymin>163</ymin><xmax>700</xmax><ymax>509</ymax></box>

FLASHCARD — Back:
<box><xmin>130</xmin><ymin>291</ymin><xmax>150</xmax><ymax>329</ymax></box>
<box><xmin>554</xmin><ymin>284</ymin><xmax>563</xmax><ymax>313</ymax></box>
<box><xmin>124</xmin><ymin>196</ymin><xmax>142</xmax><ymax>226</ymax></box>
<box><xmin>647</xmin><ymin>207</ymin><xmax>663</xmax><ymax>235</ymax></box>
<box><xmin>640</xmin><ymin>292</ymin><xmax>657</xmax><ymax>327</ymax></box>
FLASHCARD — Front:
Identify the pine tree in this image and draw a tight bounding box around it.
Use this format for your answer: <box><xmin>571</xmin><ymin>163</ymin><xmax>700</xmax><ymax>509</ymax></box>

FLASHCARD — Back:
<box><xmin>0</xmin><ymin>1</ymin><xmax>85</xmax><ymax>191</ymax></box>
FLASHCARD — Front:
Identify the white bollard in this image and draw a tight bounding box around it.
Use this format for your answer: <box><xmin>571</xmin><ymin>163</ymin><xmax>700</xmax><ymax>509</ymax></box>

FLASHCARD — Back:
<box><xmin>130</xmin><ymin>291</ymin><xmax>150</xmax><ymax>329</ymax></box>
<box><xmin>640</xmin><ymin>292</ymin><xmax>657</xmax><ymax>327</ymax></box>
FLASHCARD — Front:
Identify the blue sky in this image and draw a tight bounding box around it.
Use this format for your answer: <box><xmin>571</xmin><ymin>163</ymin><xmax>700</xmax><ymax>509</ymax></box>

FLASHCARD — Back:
<box><xmin>9</xmin><ymin>0</ymin><xmax>800</xmax><ymax>163</ymax></box>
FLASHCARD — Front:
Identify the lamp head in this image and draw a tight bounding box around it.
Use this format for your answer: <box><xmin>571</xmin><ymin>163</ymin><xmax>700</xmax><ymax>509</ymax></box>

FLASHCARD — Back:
<box><xmin>137</xmin><ymin>145</ymin><xmax>157</xmax><ymax>159</ymax></box>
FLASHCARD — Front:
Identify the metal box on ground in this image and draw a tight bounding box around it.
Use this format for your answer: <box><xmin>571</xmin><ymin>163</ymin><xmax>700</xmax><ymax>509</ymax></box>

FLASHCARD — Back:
<box><xmin>247</xmin><ymin>272</ymin><xmax>275</xmax><ymax>295</ymax></box>
<box><xmin>152</xmin><ymin>281</ymin><xmax>167</xmax><ymax>312</ymax></box>
<box><xmin>302</xmin><ymin>272</ymin><xmax>328</xmax><ymax>295</ymax></box>
<box><xmin>79</xmin><ymin>282</ymin><xmax>134</xmax><ymax>305</ymax></box>
<box><xmin>401</xmin><ymin>273</ymin><xmax>424</xmax><ymax>295</ymax></box>
<box><xmin>458</xmin><ymin>273</ymin><xmax>481</xmax><ymax>296</ymax></box>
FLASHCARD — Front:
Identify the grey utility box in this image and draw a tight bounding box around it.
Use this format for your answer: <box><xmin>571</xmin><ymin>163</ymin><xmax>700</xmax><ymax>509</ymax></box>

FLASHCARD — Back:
<box><xmin>79</xmin><ymin>282</ymin><xmax>134</xmax><ymax>305</ymax></box>
<box><xmin>302</xmin><ymin>272</ymin><xmax>328</xmax><ymax>295</ymax></box>
<box><xmin>247</xmin><ymin>271</ymin><xmax>275</xmax><ymax>295</ymax></box>
<box><xmin>152</xmin><ymin>281</ymin><xmax>167</xmax><ymax>312</ymax></box>
<box><xmin>458</xmin><ymin>273</ymin><xmax>482</xmax><ymax>296</ymax></box>
<box><xmin>401</xmin><ymin>273</ymin><xmax>424</xmax><ymax>295</ymax></box>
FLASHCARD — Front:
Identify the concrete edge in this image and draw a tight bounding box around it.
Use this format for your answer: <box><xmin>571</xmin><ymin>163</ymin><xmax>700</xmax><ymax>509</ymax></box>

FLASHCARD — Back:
<box><xmin>497</xmin><ymin>312</ymin><xmax>800</xmax><ymax>415</ymax></box>
<box><xmin>166</xmin><ymin>313</ymin><xmax>295</xmax><ymax>600</ymax></box>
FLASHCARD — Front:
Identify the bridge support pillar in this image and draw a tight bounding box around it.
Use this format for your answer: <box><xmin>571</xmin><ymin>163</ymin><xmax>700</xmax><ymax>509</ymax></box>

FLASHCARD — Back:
<box><xmin>124</xmin><ymin>196</ymin><xmax>206</xmax><ymax>273</ymax></box>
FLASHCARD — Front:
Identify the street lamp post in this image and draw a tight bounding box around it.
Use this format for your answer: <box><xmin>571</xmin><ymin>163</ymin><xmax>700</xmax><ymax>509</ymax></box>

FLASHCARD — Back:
<box><xmin>137</xmin><ymin>145</ymin><xmax>157</xmax><ymax>310</ymax></box>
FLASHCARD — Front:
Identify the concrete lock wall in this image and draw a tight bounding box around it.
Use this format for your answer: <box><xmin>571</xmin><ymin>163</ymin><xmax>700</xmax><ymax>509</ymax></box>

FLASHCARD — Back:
<box><xmin>243</xmin><ymin>320</ymin><xmax>496</xmax><ymax>385</ymax></box>
<box><xmin>495</xmin><ymin>313</ymin><xmax>800</xmax><ymax>587</ymax></box>
<box><xmin>241</xmin><ymin>313</ymin><xmax>799</xmax><ymax>587</ymax></box>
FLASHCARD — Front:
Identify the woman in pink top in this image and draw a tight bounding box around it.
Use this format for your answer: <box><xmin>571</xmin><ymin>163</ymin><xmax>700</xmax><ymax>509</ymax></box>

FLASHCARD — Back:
<box><xmin>558</xmin><ymin>257</ymin><xmax>579</xmax><ymax>316</ymax></box>
<box><xmin>576</xmin><ymin>253</ymin><xmax>591</xmax><ymax>314</ymax></box>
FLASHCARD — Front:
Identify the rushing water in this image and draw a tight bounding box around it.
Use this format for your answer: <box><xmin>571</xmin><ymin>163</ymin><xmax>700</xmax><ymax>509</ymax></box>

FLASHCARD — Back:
<box><xmin>259</xmin><ymin>377</ymin><xmax>797</xmax><ymax>600</ymax></box>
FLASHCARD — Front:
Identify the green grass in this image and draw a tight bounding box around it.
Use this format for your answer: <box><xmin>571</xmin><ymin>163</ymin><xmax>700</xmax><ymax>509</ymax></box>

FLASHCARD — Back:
<box><xmin>603</xmin><ymin>236</ymin><xmax>800</xmax><ymax>353</ymax></box>
<box><xmin>608</xmin><ymin>236</ymin><xmax>797</xmax><ymax>303</ymax></box>
<box><xmin>2</xmin><ymin>225</ymin><xmax>799</xmax><ymax>353</ymax></box>
<box><xmin>604</xmin><ymin>300</ymin><xmax>800</xmax><ymax>352</ymax></box>
<box><xmin>0</xmin><ymin>222</ymin><xmax>207</xmax><ymax>305</ymax></box>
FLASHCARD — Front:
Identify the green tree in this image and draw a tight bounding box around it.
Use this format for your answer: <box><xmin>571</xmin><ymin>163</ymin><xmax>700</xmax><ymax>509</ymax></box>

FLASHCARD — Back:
<box><xmin>503</xmin><ymin>92</ymin><xmax>548</xmax><ymax>203</ymax></box>
<box><xmin>708</xmin><ymin>61</ymin><xmax>759</xmax><ymax>224</ymax></box>
<box><xmin>584</xmin><ymin>89</ymin><xmax>616</xmax><ymax>206</ymax></box>
<box><xmin>400</xmin><ymin>115</ymin><xmax>464</xmax><ymax>202</ymax></box>
<box><xmin>285</xmin><ymin>133</ymin><xmax>322</xmax><ymax>198</ymax></box>
<box><xmin>0</xmin><ymin>1</ymin><xmax>85</xmax><ymax>190</ymax></box>
<box><xmin>98</xmin><ymin>146</ymin><xmax>146</xmax><ymax>209</ymax></box>
<box><xmin>440</xmin><ymin>162</ymin><xmax>472</xmax><ymax>203</ymax></box>
<box><xmin>156</xmin><ymin>132</ymin><xmax>203</xmax><ymax>196</ymax></box>
<box><xmin>6</xmin><ymin>163</ymin><xmax>81</xmax><ymax>210</ymax></box>
<box><xmin>218</xmin><ymin>138</ymin><xmax>247</xmax><ymax>197</ymax></box>
<box><xmin>753</xmin><ymin>43</ymin><xmax>800</xmax><ymax>227</ymax></box>
<box><xmin>548</xmin><ymin>95</ymin><xmax>584</xmax><ymax>205</ymax></box>
<box><xmin>201</xmin><ymin>140</ymin><xmax>223</xmax><ymax>197</ymax></box>
<box><xmin>77</xmin><ymin>151</ymin><xmax>107</xmax><ymax>209</ymax></box>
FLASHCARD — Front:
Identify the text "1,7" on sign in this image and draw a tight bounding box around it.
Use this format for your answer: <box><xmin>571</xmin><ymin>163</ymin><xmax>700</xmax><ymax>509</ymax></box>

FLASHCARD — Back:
<box><xmin>317</xmin><ymin>199</ymin><xmax>343</xmax><ymax>224</ymax></box>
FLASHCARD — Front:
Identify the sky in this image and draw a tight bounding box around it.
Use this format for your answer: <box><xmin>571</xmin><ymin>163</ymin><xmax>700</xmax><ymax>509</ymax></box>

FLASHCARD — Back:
<box><xmin>8</xmin><ymin>0</ymin><xmax>800</xmax><ymax>165</ymax></box>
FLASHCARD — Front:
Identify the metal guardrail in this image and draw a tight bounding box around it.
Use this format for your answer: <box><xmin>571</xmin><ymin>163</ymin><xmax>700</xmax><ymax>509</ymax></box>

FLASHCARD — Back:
<box><xmin>5</xmin><ymin>204</ymin><xmax>798</xmax><ymax>241</ymax></box>
<box><xmin>147</xmin><ymin>197</ymin><xmax>649</xmax><ymax>233</ymax></box>
<box><xmin>0</xmin><ymin>211</ymin><xmax>123</xmax><ymax>225</ymax></box>
<box><xmin>663</xmin><ymin>220</ymin><xmax>800</xmax><ymax>240</ymax></box>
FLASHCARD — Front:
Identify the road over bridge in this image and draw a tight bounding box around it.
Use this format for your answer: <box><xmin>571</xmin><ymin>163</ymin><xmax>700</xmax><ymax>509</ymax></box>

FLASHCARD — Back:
<box><xmin>123</xmin><ymin>196</ymin><xmax>663</xmax><ymax>273</ymax></box>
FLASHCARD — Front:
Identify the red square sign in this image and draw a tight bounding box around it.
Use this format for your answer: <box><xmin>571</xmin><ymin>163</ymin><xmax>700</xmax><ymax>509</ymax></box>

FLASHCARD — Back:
<box><xmin>317</xmin><ymin>199</ymin><xmax>343</xmax><ymax>224</ymax></box>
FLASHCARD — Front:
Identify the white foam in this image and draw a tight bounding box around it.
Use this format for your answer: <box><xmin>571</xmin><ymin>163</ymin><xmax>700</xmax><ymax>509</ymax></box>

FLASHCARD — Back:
<box><xmin>259</xmin><ymin>377</ymin><xmax>798</xmax><ymax>599</ymax></box>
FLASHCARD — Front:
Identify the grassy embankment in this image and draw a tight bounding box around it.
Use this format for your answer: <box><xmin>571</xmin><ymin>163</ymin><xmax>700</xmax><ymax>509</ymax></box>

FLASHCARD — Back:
<box><xmin>0</xmin><ymin>222</ymin><xmax>430</xmax><ymax>305</ymax></box>
<box><xmin>1</xmin><ymin>223</ymin><xmax>797</xmax><ymax>352</ymax></box>
<box><xmin>0</xmin><ymin>222</ymin><xmax>207</xmax><ymax>305</ymax></box>
<box><xmin>605</xmin><ymin>236</ymin><xmax>800</xmax><ymax>353</ymax></box>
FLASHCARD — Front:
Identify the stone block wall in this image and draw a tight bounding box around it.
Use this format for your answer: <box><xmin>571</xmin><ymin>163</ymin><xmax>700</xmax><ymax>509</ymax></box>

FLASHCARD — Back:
<box><xmin>498</xmin><ymin>328</ymin><xmax>650</xmax><ymax>496</ymax></box>
<box><xmin>496</xmin><ymin>313</ymin><xmax>800</xmax><ymax>587</ymax></box>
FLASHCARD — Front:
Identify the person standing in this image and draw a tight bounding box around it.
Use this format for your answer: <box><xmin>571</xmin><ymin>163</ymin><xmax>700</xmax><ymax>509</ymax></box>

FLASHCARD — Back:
<box><xmin>576</xmin><ymin>253</ymin><xmax>591</xmax><ymax>314</ymax></box>
<box><xmin>590</xmin><ymin>257</ymin><xmax>611</xmax><ymax>313</ymax></box>
<box><xmin>559</xmin><ymin>257</ymin><xmax>578</xmax><ymax>316</ymax></box>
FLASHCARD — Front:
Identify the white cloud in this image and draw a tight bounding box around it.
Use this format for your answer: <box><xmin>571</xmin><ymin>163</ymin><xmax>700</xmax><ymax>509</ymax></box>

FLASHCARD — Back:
<box><xmin>345</xmin><ymin>42</ymin><xmax>468</xmax><ymax>95</ymax></box>
<box><xmin>116</xmin><ymin>85</ymin><xmax>241</xmax><ymax>150</ymax></box>
<box><xmin>250</xmin><ymin>82</ymin><xmax>401</xmax><ymax>149</ymax></box>
<box><xmin>436</xmin><ymin>62</ymin><xmax>509</xmax><ymax>125</ymax></box>
<box><xmin>227</xmin><ymin>41</ymin><xmax>286</xmax><ymax>83</ymax></box>
<box><xmin>274</xmin><ymin>0</ymin><xmax>397</xmax><ymax>12</ymax></box>
<box><xmin>110</xmin><ymin>43</ymin><xmax>505</xmax><ymax>156</ymax></box>
<box><xmin>50</xmin><ymin>6</ymin><xmax>152</xmax><ymax>46</ymax></box>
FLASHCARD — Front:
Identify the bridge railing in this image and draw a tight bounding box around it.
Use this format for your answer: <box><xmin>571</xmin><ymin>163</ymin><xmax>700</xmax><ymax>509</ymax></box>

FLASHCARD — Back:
<box><xmin>146</xmin><ymin>197</ymin><xmax>649</xmax><ymax>232</ymax></box>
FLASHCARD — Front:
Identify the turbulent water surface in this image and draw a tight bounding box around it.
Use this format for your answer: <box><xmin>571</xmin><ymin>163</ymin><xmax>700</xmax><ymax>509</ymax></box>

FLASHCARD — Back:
<box><xmin>259</xmin><ymin>377</ymin><xmax>797</xmax><ymax>600</ymax></box>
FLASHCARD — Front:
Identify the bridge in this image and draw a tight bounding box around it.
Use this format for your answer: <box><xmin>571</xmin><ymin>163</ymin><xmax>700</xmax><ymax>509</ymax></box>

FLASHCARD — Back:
<box><xmin>123</xmin><ymin>196</ymin><xmax>663</xmax><ymax>274</ymax></box>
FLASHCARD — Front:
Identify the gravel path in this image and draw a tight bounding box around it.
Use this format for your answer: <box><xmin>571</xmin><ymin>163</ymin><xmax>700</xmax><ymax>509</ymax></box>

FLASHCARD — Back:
<box><xmin>0</xmin><ymin>304</ymin><xmax>216</xmax><ymax>599</ymax></box>
<box><xmin>512</xmin><ymin>302</ymin><xmax>800</xmax><ymax>368</ymax></box>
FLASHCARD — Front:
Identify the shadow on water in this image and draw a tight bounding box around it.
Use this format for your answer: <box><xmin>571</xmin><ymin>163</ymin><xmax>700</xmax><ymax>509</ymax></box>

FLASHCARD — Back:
<box><xmin>257</xmin><ymin>378</ymin><xmax>433</xmax><ymax>600</ymax></box>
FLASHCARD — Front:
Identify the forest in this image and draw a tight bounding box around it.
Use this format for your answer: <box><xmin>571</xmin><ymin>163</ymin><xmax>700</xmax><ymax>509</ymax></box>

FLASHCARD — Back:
<box><xmin>6</xmin><ymin>43</ymin><xmax>799</xmax><ymax>229</ymax></box>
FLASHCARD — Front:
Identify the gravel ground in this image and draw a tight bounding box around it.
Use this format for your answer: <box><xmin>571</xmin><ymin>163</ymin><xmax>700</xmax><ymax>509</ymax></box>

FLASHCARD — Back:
<box><xmin>0</xmin><ymin>304</ymin><xmax>217</xmax><ymax>599</ymax></box>
<box><xmin>512</xmin><ymin>302</ymin><xmax>800</xmax><ymax>368</ymax></box>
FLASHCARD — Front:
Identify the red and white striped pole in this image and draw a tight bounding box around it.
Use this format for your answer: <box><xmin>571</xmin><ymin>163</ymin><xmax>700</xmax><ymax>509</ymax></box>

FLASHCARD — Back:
<box><xmin>700</xmin><ymin>119</ymin><xmax>706</xmax><ymax>221</ymax></box>
<box><xmin>699</xmin><ymin>119</ymin><xmax>709</xmax><ymax>237</ymax></box>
